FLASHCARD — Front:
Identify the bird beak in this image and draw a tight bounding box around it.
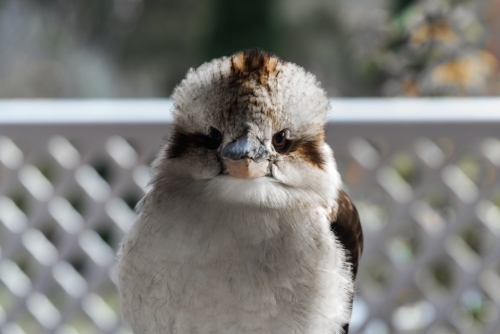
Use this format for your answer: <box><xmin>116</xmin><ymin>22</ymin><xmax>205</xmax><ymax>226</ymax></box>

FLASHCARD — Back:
<box><xmin>220</xmin><ymin>133</ymin><xmax>269</xmax><ymax>179</ymax></box>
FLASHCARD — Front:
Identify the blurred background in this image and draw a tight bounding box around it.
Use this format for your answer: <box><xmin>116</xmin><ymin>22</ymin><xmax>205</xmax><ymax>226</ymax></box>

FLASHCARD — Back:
<box><xmin>1</xmin><ymin>0</ymin><xmax>500</xmax><ymax>334</ymax></box>
<box><xmin>0</xmin><ymin>0</ymin><xmax>499</xmax><ymax>98</ymax></box>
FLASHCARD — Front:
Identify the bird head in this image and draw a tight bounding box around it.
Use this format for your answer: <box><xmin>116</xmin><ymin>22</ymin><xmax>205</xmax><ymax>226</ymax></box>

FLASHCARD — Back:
<box><xmin>152</xmin><ymin>50</ymin><xmax>341</xmax><ymax>208</ymax></box>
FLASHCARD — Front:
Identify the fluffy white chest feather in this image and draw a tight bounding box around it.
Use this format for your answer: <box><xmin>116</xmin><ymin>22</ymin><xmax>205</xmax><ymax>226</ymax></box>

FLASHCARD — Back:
<box><xmin>116</xmin><ymin>198</ymin><xmax>352</xmax><ymax>334</ymax></box>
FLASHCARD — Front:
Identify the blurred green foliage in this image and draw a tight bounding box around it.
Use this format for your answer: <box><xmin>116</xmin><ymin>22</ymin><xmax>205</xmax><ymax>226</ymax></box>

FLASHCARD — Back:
<box><xmin>0</xmin><ymin>0</ymin><xmax>498</xmax><ymax>97</ymax></box>
<box><xmin>202</xmin><ymin>0</ymin><xmax>284</xmax><ymax>59</ymax></box>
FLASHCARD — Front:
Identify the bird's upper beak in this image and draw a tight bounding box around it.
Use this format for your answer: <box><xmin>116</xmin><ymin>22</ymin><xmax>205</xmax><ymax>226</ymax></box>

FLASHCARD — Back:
<box><xmin>220</xmin><ymin>133</ymin><xmax>269</xmax><ymax>179</ymax></box>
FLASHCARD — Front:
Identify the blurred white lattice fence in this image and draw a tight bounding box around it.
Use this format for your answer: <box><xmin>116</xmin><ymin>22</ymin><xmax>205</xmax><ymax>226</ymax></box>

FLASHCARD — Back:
<box><xmin>0</xmin><ymin>99</ymin><xmax>500</xmax><ymax>334</ymax></box>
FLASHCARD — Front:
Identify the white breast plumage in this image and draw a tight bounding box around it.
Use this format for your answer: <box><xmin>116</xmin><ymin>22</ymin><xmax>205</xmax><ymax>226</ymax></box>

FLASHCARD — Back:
<box><xmin>117</xmin><ymin>189</ymin><xmax>352</xmax><ymax>334</ymax></box>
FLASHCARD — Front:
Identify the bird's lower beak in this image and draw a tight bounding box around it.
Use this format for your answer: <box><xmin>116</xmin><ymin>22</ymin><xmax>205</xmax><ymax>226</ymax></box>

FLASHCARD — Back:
<box><xmin>223</xmin><ymin>157</ymin><xmax>269</xmax><ymax>179</ymax></box>
<box><xmin>220</xmin><ymin>133</ymin><xmax>269</xmax><ymax>179</ymax></box>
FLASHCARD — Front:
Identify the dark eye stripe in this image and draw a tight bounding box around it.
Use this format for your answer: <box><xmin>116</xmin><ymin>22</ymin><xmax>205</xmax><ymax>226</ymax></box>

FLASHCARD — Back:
<box><xmin>167</xmin><ymin>126</ymin><xmax>324</xmax><ymax>169</ymax></box>
<box><xmin>167</xmin><ymin>127</ymin><xmax>223</xmax><ymax>159</ymax></box>
<box><xmin>285</xmin><ymin>136</ymin><xmax>325</xmax><ymax>169</ymax></box>
<box><xmin>294</xmin><ymin>140</ymin><xmax>325</xmax><ymax>169</ymax></box>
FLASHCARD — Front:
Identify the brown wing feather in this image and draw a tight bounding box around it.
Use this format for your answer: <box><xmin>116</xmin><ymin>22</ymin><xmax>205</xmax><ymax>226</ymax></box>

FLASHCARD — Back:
<box><xmin>330</xmin><ymin>190</ymin><xmax>363</xmax><ymax>334</ymax></box>
<box><xmin>330</xmin><ymin>190</ymin><xmax>363</xmax><ymax>279</ymax></box>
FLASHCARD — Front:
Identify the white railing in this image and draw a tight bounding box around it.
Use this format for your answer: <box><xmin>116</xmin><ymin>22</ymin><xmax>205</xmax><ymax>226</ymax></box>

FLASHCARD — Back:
<box><xmin>1</xmin><ymin>99</ymin><xmax>500</xmax><ymax>334</ymax></box>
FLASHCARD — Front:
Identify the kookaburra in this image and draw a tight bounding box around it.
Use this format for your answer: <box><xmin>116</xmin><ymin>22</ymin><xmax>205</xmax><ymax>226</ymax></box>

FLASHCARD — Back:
<box><xmin>116</xmin><ymin>49</ymin><xmax>363</xmax><ymax>334</ymax></box>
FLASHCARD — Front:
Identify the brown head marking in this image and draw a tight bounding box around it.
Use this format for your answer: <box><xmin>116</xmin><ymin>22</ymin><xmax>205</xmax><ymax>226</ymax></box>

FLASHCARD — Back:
<box><xmin>166</xmin><ymin>127</ymin><xmax>206</xmax><ymax>159</ymax></box>
<box><xmin>296</xmin><ymin>139</ymin><xmax>325</xmax><ymax>169</ymax></box>
<box><xmin>231</xmin><ymin>49</ymin><xmax>280</xmax><ymax>86</ymax></box>
<box><xmin>286</xmin><ymin>133</ymin><xmax>326</xmax><ymax>169</ymax></box>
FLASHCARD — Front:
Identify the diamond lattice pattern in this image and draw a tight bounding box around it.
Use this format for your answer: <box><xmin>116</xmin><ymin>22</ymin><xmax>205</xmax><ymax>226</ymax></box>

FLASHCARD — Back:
<box><xmin>0</xmin><ymin>120</ymin><xmax>499</xmax><ymax>334</ymax></box>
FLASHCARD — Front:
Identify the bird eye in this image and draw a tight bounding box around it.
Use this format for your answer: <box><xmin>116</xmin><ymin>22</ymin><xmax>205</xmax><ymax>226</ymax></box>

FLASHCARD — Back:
<box><xmin>272</xmin><ymin>130</ymin><xmax>288</xmax><ymax>151</ymax></box>
<box><xmin>205</xmin><ymin>127</ymin><xmax>222</xmax><ymax>150</ymax></box>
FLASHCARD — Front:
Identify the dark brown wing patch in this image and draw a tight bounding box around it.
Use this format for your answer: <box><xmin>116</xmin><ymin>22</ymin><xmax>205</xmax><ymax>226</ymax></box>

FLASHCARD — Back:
<box><xmin>330</xmin><ymin>190</ymin><xmax>363</xmax><ymax>333</ymax></box>
<box><xmin>330</xmin><ymin>190</ymin><xmax>363</xmax><ymax>279</ymax></box>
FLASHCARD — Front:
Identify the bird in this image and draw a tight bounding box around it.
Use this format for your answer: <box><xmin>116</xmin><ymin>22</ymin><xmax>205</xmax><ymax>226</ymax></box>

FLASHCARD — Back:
<box><xmin>116</xmin><ymin>49</ymin><xmax>363</xmax><ymax>334</ymax></box>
